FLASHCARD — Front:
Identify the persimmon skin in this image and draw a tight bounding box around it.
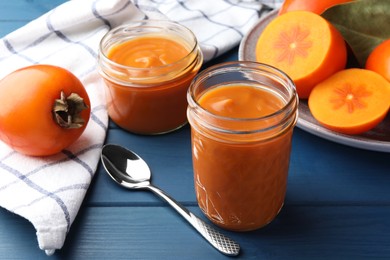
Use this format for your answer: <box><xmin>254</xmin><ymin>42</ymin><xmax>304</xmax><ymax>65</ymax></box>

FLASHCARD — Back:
<box><xmin>308</xmin><ymin>69</ymin><xmax>390</xmax><ymax>135</ymax></box>
<box><xmin>365</xmin><ymin>39</ymin><xmax>390</xmax><ymax>83</ymax></box>
<box><xmin>0</xmin><ymin>65</ymin><xmax>90</xmax><ymax>156</ymax></box>
<box><xmin>279</xmin><ymin>0</ymin><xmax>354</xmax><ymax>15</ymax></box>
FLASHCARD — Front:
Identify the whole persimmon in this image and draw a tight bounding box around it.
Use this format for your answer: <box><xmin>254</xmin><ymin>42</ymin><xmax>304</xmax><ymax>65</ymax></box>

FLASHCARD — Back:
<box><xmin>365</xmin><ymin>39</ymin><xmax>390</xmax><ymax>82</ymax></box>
<box><xmin>279</xmin><ymin>0</ymin><xmax>354</xmax><ymax>15</ymax></box>
<box><xmin>0</xmin><ymin>65</ymin><xmax>90</xmax><ymax>156</ymax></box>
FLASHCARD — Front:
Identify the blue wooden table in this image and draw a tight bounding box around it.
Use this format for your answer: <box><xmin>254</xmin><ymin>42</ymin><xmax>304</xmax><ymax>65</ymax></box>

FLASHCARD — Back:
<box><xmin>1</xmin><ymin>1</ymin><xmax>390</xmax><ymax>259</ymax></box>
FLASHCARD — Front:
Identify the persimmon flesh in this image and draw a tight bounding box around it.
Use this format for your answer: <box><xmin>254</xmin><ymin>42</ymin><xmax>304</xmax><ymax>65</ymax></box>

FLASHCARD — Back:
<box><xmin>256</xmin><ymin>11</ymin><xmax>347</xmax><ymax>98</ymax></box>
<box><xmin>308</xmin><ymin>69</ymin><xmax>390</xmax><ymax>135</ymax></box>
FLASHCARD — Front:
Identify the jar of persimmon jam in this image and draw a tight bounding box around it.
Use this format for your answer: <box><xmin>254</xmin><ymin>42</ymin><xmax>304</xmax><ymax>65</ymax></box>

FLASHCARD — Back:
<box><xmin>187</xmin><ymin>61</ymin><xmax>298</xmax><ymax>231</ymax></box>
<box><xmin>98</xmin><ymin>20</ymin><xmax>203</xmax><ymax>134</ymax></box>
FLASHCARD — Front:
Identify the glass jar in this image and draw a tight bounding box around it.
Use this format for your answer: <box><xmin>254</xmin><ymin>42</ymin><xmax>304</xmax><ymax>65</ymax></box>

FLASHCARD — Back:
<box><xmin>187</xmin><ymin>61</ymin><xmax>298</xmax><ymax>231</ymax></box>
<box><xmin>98</xmin><ymin>20</ymin><xmax>203</xmax><ymax>134</ymax></box>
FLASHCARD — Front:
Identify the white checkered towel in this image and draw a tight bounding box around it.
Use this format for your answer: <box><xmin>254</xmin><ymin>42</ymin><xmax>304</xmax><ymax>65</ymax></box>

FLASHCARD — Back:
<box><xmin>0</xmin><ymin>0</ymin><xmax>281</xmax><ymax>255</ymax></box>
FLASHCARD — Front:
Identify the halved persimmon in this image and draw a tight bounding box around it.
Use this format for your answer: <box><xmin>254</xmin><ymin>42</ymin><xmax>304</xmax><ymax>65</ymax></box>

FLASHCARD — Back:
<box><xmin>308</xmin><ymin>68</ymin><xmax>390</xmax><ymax>135</ymax></box>
<box><xmin>255</xmin><ymin>11</ymin><xmax>347</xmax><ymax>98</ymax></box>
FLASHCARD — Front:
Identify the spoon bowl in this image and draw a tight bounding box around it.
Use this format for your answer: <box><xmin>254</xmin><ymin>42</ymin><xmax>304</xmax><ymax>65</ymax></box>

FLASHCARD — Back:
<box><xmin>101</xmin><ymin>144</ymin><xmax>151</xmax><ymax>188</ymax></box>
<box><xmin>101</xmin><ymin>144</ymin><xmax>240</xmax><ymax>256</ymax></box>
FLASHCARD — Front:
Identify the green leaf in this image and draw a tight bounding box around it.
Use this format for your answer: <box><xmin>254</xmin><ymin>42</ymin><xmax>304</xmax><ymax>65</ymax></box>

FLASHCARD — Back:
<box><xmin>322</xmin><ymin>0</ymin><xmax>390</xmax><ymax>67</ymax></box>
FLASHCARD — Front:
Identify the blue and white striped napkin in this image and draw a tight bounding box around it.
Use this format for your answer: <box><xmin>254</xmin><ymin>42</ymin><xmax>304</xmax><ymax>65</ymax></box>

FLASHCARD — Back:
<box><xmin>0</xmin><ymin>0</ymin><xmax>281</xmax><ymax>255</ymax></box>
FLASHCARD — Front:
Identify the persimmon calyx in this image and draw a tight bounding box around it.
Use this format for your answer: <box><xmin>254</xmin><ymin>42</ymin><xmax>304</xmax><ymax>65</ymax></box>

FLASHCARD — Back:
<box><xmin>53</xmin><ymin>91</ymin><xmax>89</xmax><ymax>129</ymax></box>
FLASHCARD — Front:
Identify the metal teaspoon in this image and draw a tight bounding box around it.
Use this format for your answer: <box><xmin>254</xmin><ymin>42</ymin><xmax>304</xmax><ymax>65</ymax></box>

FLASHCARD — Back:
<box><xmin>100</xmin><ymin>144</ymin><xmax>240</xmax><ymax>256</ymax></box>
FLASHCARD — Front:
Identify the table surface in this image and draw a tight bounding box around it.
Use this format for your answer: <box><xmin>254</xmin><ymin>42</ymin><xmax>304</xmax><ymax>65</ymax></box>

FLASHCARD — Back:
<box><xmin>1</xmin><ymin>1</ymin><xmax>390</xmax><ymax>259</ymax></box>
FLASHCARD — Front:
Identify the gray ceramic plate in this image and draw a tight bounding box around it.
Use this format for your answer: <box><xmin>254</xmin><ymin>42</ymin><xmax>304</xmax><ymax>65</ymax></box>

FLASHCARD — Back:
<box><xmin>239</xmin><ymin>10</ymin><xmax>390</xmax><ymax>153</ymax></box>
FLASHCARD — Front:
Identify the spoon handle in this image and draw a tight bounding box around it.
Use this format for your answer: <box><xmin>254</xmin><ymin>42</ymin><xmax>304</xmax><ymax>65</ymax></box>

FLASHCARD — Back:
<box><xmin>147</xmin><ymin>185</ymin><xmax>240</xmax><ymax>256</ymax></box>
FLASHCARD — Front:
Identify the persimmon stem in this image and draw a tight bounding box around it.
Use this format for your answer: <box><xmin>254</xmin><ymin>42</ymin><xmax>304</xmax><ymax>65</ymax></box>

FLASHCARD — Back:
<box><xmin>53</xmin><ymin>91</ymin><xmax>89</xmax><ymax>129</ymax></box>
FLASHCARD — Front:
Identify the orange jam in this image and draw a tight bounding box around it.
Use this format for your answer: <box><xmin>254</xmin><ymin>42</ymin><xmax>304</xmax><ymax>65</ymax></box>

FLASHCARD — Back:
<box><xmin>199</xmin><ymin>85</ymin><xmax>284</xmax><ymax>119</ymax></box>
<box><xmin>108</xmin><ymin>37</ymin><xmax>189</xmax><ymax>68</ymax></box>
<box><xmin>187</xmin><ymin>62</ymin><xmax>298</xmax><ymax>231</ymax></box>
<box><xmin>98</xmin><ymin>21</ymin><xmax>202</xmax><ymax>134</ymax></box>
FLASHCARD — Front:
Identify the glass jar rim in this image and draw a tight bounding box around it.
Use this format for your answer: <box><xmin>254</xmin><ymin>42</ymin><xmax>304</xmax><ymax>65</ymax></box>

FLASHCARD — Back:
<box><xmin>98</xmin><ymin>20</ymin><xmax>199</xmax><ymax>72</ymax></box>
<box><xmin>188</xmin><ymin>61</ymin><xmax>298</xmax><ymax>127</ymax></box>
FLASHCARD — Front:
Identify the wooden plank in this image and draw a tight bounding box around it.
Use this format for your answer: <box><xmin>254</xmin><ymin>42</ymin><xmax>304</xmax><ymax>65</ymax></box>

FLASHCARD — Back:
<box><xmin>88</xmin><ymin>126</ymin><xmax>390</xmax><ymax>205</ymax></box>
<box><xmin>0</xmin><ymin>0</ymin><xmax>64</xmax><ymax>20</ymax></box>
<box><xmin>287</xmin><ymin>129</ymin><xmax>390</xmax><ymax>204</ymax></box>
<box><xmin>0</xmin><ymin>22</ymin><xmax>28</xmax><ymax>36</ymax></box>
<box><xmin>89</xmin><ymin>125</ymin><xmax>196</xmax><ymax>205</ymax></box>
<box><xmin>0</xmin><ymin>0</ymin><xmax>65</xmax><ymax>36</ymax></box>
<box><xmin>1</xmin><ymin>205</ymin><xmax>390</xmax><ymax>259</ymax></box>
